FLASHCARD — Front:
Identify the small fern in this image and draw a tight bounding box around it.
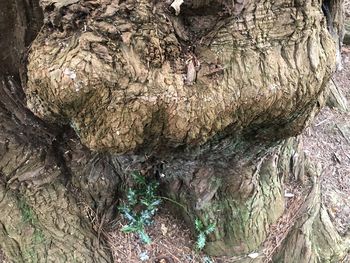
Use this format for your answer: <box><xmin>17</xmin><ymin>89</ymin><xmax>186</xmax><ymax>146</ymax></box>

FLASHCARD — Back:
<box><xmin>118</xmin><ymin>171</ymin><xmax>161</xmax><ymax>244</ymax></box>
<box><xmin>194</xmin><ymin>218</ymin><xmax>216</xmax><ymax>251</ymax></box>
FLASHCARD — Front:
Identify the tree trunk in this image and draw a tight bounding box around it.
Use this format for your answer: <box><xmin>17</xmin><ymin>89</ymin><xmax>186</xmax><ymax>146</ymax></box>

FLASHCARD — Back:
<box><xmin>0</xmin><ymin>1</ymin><xmax>115</xmax><ymax>262</ymax></box>
<box><xmin>0</xmin><ymin>0</ymin><xmax>349</xmax><ymax>262</ymax></box>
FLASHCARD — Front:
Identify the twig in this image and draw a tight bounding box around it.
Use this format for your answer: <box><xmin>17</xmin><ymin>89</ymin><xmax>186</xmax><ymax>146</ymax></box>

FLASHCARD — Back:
<box><xmin>97</xmin><ymin>212</ymin><xmax>106</xmax><ymax>246</ymax></box>
<box><xmin>315</xmin><ymin>117</ymin><xmax>331</xmax><ymax>127</ymax></box>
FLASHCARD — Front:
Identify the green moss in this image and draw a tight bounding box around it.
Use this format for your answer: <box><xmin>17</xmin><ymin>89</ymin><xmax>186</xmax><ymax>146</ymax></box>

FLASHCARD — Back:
<box><xmin>18</xmin><ymin>198</ymin><xmax>36</xmax><ymax>225</ymax></box>
<box><xmin>18</xmin><ymin>197</ymin><xmax>46</xmax><ymax>262</ymax></box>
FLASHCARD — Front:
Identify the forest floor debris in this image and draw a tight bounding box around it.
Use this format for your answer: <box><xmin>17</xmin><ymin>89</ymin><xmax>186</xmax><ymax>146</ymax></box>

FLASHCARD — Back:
<box><xmin>303</xmin><ymin>46</ymin><xmax>350</xmax><ymax>236</ymax></box>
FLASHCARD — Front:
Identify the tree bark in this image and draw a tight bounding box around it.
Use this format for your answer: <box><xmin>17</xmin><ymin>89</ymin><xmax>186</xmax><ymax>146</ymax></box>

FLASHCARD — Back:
<box><xmin>0</xmin><ymin>0</ymin><xmax>349</xmax><ymax>262</ymax></box>
<box><xmin>0</xmin><ymin>80</ymin><xmax>115</xmax><ymax>263</ymax></box>
<box><xmin>273</xmin><ymin>174</ymin><xmax>350</xmax><ymax>263</ymax></box>
<box><xmin>0</xmin><ymin>1</ymin><xmax>115</xmax><ymax>262</ymax></box>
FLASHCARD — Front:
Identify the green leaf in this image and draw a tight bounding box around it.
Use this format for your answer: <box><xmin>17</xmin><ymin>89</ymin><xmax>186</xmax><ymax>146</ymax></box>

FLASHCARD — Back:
<box><xmin>140</xmin><ymin>198</ymin><xmax>161</xmax><ymax>210</ymax></box>
<box><xmin>140</xmin><ymin>210</ymin><xmax>152</xmax><ymax>225</ymax></box>
<box><xmin>121</xmin><ymin>225</ymin><xmax>139</xmax><ymax>233</ymax></box>
<box><xmin>195</xmin><ymin>218</ymin><xmax>203</xmax><ymax>232</ymax></box>
<box><xmin>138</xmin><ymin>230</ymin><xmax>152</xmax><ymax>244</ymax></box>
<box><xmin>205</xmin><ymin>223</ymin><xmax>216</xmax><ymax>234</ymax></box>
<box><xmin>117</xmin><ymin>205</ymin><xmax>127</xmax><ymax>213</ymax></box>
<box><xmin>118</xmin><ymin>171</ymin><xmax>161</xmax><ymax>245</ymax></box>
<box><xmin>127</xmin><ymin>189</ymin><xmax>138</xmax><ymax>206</ymax></box>
<box><xmin>131</xmin><ymin>171</ymin><xmax>146</xmax><ymax>185</ymax></box>
<box><xmin>202</xmin><ymin>256</ymin><xmax>213</xmax><ymax>263</ymax></box>
<box><xmin>119</xmin><ymin>206</ymin><xmax>136</xmax><ymax>223</ymax></box>
<box><xmin>196</xmin><ymin>232</ymin><xmax>206</xmax><ymax>250</ymax></box>
<box><xmin>150</xmin><ymin>199</ymin><xmax>161</xmax><ymax>207</ymax></box>
<box><xmin>140</xmin><ymin>199</ymin><xmax>150</xmax><ymax>207</ymax></box>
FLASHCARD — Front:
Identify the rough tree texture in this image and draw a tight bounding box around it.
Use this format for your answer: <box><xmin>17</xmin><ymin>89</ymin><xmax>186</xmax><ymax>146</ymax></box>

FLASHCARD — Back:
<box><xmin>274</xmin><ymin>174</ymin><xmax>350</xmax><ymax>262</ymax></box>
<box><xmin>0</xmin><ymin>76</ymin><xmax>115</xmax><ymax>262</ymax></box>
<box><xmin>0</xmin><ymin>0</ymin><xmax>114</xmax><ymax>262</ymax></box>
<box><xmin>0</xmin><ymin>0</ymin><xmax>349</xmax><ymax>262</ymax></box>
<box><xmin>26</xmin><ymin>0</ymin><xmax>336</xmax><ymax>152</ymax></box>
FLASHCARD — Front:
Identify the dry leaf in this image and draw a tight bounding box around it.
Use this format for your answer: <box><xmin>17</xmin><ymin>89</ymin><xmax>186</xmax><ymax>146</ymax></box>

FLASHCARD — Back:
<box><xmin>248</xmin><ymin>252</ymin><xmax>259</xmax><ymax>259</ymax></box>
<box><xmin>284</xmin><ymin>192</ymin><xmax>295</xmax><ymax>198</ymax></box>
<box><xmin>186</xmin><ymin>60</ymin><xmax>196</xmax><ymax>85</ymax></box>
<box><xmin>161</xmin><ymin>223</ymin><xmax>168</xmax><ymax>235</ymax></box>
<box><xmin>170</xmin><ymin>0</ymin><xmax>184</xmax><ymax>16</ymax></box>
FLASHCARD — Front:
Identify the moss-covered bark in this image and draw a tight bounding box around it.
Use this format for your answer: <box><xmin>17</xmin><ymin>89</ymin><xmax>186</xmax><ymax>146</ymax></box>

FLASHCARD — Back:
<box><xmin>158</xmin><ymin>137</ymin><xmax>300</xmax><ymax>256</ymax></box>
<box><xmin>0</xmin><ymin>180</ymin><xmax>112</xmax><ymax>263</ymax></box>
<box><xmin>0</xmin><ymin>1</ymin><xmax>114</xmax><ymax>261</ymax></box>
<box><xmin>0</xmin><ymin>78</ymin><xmax>115</xmax><ymax>262</ymax></box>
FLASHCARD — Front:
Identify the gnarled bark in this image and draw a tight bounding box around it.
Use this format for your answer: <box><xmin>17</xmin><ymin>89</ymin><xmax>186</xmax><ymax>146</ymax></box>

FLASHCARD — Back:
<box><xmin>0</xmin><ymin>0</ymin><xmax>349</xmax><ymax>262</ymax></box>
<box><xmin>26</xmin><ymin>0</ymin><xmax>335</xmax><ymax>152</ymax></box>
<box><xmin>0</xmin><ymin>77</ymin><xmax>114</xmax><ymax>263</ymax></box>
<box><xmin>0</xmin><ymin>1</ymin><xmax>114</xmax><ymax>261</ymax></box>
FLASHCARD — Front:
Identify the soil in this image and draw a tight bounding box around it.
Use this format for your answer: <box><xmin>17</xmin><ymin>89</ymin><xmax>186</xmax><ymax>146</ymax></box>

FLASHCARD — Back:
<box><xmin>106</xmin><ymin>208</ymin><xmax>205</xmax><ymax>263</ymax></box>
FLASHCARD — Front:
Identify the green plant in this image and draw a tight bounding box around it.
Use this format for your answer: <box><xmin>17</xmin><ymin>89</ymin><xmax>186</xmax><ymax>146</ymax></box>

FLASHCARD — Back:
<box><xmin>202</xmin><ymin>256</ymin><xmax>214</xmax><ymax>263</ymax></box>
<box><xmin>19</xmin><ymin>198</ymin><xmax>36</xmax><ymax>225</ymax></box>
<box><xmin>194</xmin><ymin>218</ymin><xmax>216</xmax><ymax>251</ymax></box>
<box><xmin>118</xmin><ymin>171</ymin><xmax>161</xmax><ymax>244</ymax></box>
<box><xmin>33</xmin><ymin>228</ymin><xmax>45</xmax><ymax>244</ymax></box>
